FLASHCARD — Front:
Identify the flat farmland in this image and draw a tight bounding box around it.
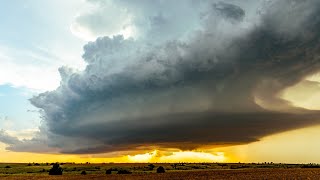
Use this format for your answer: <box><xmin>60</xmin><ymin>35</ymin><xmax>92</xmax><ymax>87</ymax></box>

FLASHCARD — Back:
<box><xmin>0</xmin><ymin>163</ymin><xmax>320</xmax><ymax>179</ymax></box>
<box><xmin>1</xmin><ymin>169</ymin><xmax>320</xmax><ymax>180</ymax></box>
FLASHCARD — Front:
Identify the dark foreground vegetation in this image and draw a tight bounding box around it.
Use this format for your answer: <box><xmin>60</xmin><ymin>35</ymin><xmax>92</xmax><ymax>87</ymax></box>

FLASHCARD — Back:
<box><xmin>0</xmin><ymin>162</ymin><xmax>320</xmax><ymax>179</ymax></box>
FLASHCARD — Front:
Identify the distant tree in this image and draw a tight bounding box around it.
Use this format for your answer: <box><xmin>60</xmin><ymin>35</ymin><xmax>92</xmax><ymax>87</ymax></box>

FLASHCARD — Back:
<box><xmin>106</xmin><ymin>169</ymin><xmax>112</xmax><ymax>174</ymax></box>
<box><xmin>81</xmin><ymin>171</ymin><xmax>87</xmax><ymax>175</ymax></box>
<box><xmin>148</xmin><ymin>164</ymin><xmax>155</xmax><ymax>170</ymax></box>
<box><xmin>49</xmin><ymin>163</ymin><xmax>63</xmax><ymax>175</ymax></box>
<box><xmin>157</xmin><ymin>166</ymin><xmax>165</xmax><ymax>173</ymax></box>
<box><xmin>4</xmin><ymin>166</ymin><xmax>11</xmax><ymax>168</ymax></box>
<box><xmin>171</xmin><ymin>163</ymin><xmax>177</xmax><ymax>169</ymax></box>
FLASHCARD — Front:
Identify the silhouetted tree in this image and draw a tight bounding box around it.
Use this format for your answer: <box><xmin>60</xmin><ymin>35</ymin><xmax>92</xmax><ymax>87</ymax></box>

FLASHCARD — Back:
<box><xmin>106</xmin><ymin>169</ymin><xmax>112</xmax><ymax>174</ymax></box>
<box><xmin>148</xmin><ymin>164</ymin><xmax>155</xmax><ymax>170</ymax></box>
<box><xmin>49</xmin><ymin>163</ymin><xmax>63</xmax><ymax>175</ymax></box>
<box><xmin>157</xmin><ymin>166</ymin><xmax>165</xmax><ymax>173</ymax></box>
<box><xmin>81</xmin><ymin>170</ymin><xmax>87</xmax><ymax>175</ymax></box>
<box><xmin>171</xmin><ymin>163</ymin><xmax>177</xmax><ymax>169</ymax></box>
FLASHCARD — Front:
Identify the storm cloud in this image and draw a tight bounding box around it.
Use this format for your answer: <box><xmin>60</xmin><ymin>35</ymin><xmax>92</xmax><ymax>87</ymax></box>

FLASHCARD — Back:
<box><xmin>4</xmin><ymin>0</ymin><xmax>320</xmax><ymax>154</ymax></box>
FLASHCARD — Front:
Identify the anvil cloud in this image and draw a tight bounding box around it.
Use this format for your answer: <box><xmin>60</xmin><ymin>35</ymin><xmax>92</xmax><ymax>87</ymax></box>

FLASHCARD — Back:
<box><xmin>3</xmin><ymin>0</ymin><xmax>320</xmax><ymax>154</ymax></box>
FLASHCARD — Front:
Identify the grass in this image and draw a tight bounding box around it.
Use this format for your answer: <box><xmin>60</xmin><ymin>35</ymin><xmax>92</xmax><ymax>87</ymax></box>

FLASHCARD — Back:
<box><xmin>0</xmin><ymin>162</ymin><xmax>319</xmax><ymax>179</ymax></box>
<box><xmin>1</xmin><ymin>169</ymin><xmax>320</xmax><ymax>180</ymax></box>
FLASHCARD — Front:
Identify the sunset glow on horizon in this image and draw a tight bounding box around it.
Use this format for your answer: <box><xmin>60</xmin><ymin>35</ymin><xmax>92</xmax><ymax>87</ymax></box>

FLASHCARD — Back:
<box><xmin>1</xmin><ymin>124</ymin><xmax>320</xmax><ymax>163</ymax></box>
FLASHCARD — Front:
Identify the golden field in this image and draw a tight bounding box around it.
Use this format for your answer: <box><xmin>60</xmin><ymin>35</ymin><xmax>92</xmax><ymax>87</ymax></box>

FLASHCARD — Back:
<box><xmin>0</xmin><ymin>163</ymin><xmax>320</xmax><ymax>179</ymax></box>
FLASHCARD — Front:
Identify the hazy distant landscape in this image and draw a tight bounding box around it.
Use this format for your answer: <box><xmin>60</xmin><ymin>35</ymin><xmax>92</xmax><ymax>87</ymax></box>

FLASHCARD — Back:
<box><xmin>1</xmin><ymin>163</ymin><xmax>320</xmax><ymax>179</ymax></box>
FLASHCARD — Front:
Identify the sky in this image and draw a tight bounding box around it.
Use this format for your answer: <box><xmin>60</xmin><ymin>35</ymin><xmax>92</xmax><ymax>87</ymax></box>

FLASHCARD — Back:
<box><xmin>0</xmin><ymin>0</ymin><xmax>320</xmax><ymax>163</ymax></box>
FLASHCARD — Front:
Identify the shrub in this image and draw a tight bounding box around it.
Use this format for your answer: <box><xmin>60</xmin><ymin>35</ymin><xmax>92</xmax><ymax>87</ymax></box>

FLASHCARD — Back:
<box><xmin>5</xmin><ymin>166</ymin><xmax>11</xmax><ymax>168</ymax></box>
<box><xmin>81</xmin><ymin>171</ymin><xmax>87</xmax><ymax>175</ymax></box>
<box><xmin>157</xmin><ymin>166</ymin><xmax>165</xmax><ymax>173</ymax></box>
<box><xmin>49</xmin><ymin>163</ymin><xmax>63</xmax><ymax>175</ymax></box>
<box><xmin>117</xmin><ymin>169</ymin><xmax>132</xmax><ymax>174</ymax></box>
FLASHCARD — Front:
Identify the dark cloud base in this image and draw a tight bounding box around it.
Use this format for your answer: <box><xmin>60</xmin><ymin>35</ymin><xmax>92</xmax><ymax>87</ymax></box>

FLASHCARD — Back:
<box><xmin>61</xmin><ymin>111</ymin><xmax>320</xmax><ymax>154</ymax></box>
